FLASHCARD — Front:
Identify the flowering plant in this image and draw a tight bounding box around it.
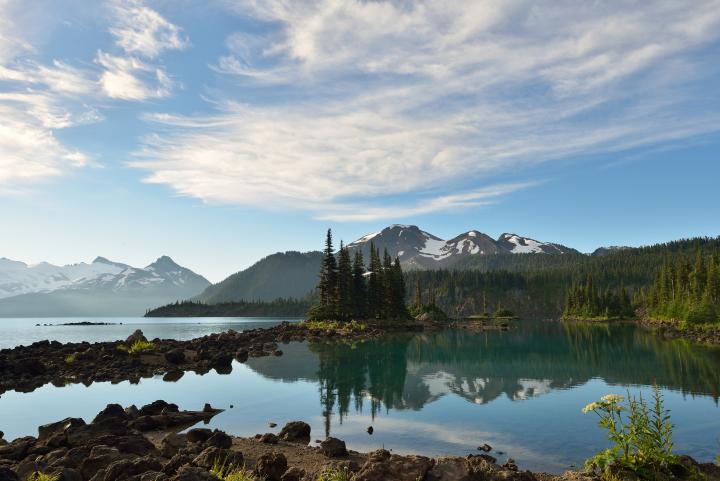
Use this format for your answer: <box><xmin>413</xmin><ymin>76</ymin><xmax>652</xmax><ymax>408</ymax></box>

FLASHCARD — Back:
<box><xmin>583</xmin><ymin>385</ymin><xmax>676</xmax><ymax>479</ymax></box>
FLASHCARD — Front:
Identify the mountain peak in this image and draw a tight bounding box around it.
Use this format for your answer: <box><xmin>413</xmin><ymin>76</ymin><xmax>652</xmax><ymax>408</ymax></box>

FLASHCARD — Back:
<box><xmin>147</xmin><ymin>255</ymin><xmax>180</xmax><ymax>270</ymax></box>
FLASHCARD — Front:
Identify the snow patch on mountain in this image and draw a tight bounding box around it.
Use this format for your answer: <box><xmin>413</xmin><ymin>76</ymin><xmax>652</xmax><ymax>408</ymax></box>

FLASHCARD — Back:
<box><xmin>0</xmin><ymin>255</ymin><xmax>209</xmax><ymax>299</ymax></box>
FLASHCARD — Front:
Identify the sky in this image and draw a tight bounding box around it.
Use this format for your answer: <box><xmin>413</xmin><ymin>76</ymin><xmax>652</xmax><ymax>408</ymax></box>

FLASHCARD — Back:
<box><xmin>1</xmin><ymin>0</ymin><xmax>720</xmax><ymax>282</ymax></box>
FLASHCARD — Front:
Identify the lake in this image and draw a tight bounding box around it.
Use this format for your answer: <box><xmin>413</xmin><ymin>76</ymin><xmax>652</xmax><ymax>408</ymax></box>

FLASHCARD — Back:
<box><xmin>1</xmin><ymin>318</ymin><xmax>719</xmax><ymax>473</ymax></box>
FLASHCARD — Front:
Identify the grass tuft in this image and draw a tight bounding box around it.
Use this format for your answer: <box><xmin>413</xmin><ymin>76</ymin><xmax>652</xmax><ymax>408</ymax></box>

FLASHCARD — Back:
<box><xmin>210</xmin><ymin>456</ymin><xmax>265</xmax><ymax>481</ymax></box>
<box><xmin>316</xmin><ymin>467</ymin><xmax>352</xmax><ymax>481</ymax></box>
<box><xmin>27</xmin><ymin>472</ymin><xmax>59</xmax><ymax>481</ymax></box>
<box><xmin>64</xmin><ymin>354</ymin><xmax>76</xmax><ymax>364</ymax></box>
<box><xmin>127</xmin><ymin>340</ymin><xmax>154</xmax><ymax>354</ymax></box>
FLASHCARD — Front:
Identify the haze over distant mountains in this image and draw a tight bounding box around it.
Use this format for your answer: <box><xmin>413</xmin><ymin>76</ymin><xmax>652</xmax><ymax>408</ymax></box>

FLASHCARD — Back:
<box><xmin>0</xmin><ymin>256</ymin><xmax>210</xmax><ymax>317</ymax></box>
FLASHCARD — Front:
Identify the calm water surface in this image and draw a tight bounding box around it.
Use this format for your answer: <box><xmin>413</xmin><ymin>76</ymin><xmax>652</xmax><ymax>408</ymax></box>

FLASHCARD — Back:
<box><xmin>1</xmin><ymin>319</ymin><xmax>719</xmax><ymax>473</ymax></box>
<box><xmin>0</xmin><ymin>316</ymin><xmax>298</xmax><ymax>349</ymax></box>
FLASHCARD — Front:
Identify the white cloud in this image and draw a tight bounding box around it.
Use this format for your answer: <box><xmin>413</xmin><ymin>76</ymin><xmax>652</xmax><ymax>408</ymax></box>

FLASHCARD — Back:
<box><xmin>108</xmin><ymin>0</ymin><xmax>188</xmax><ymax>58</ymax></box>
<box><xmin>132</xmin><ymin>0</ymin><xmax>720</xmax><ymax>220</ymax></box>
<box><xmin>0</xmin><ymin>1</ymin><xmax>101</xmax><ymax>188</ymax></box>
<box><xmin>96</xmin><ymin>51</ymin><xmax>173</xmax><ymax>100</ymax></box>
<box><xmin>316</xmin><ymin>183</ymin><xmax>539</xmax><ymax>222</ymax></box>
<box><xmin>94</xmin><ymin>0</ymin><xmax>186</xmax><ymax>101</ymax></box>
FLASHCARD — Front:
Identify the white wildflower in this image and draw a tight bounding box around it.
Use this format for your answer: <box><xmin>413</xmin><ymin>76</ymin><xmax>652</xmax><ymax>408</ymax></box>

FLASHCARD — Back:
<box><xmin>582</xmin><ymin>402</ymin><xmax>601</xmax><ymax>413</ymax></box>
<box><xmin>601</xmin><ymin>394</ymin><xmax>624</xmax><ymax>404</ymax></box>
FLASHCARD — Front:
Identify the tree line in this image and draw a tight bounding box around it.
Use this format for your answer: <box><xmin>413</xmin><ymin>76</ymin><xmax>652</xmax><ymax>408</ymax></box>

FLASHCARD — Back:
<box><xmin>563</xmin><ymin>276</ymin><xmax>633</xmax><ymax>320</ymax></box>
<box><xmin>310</xmin><ymin>229</ymin><xmax>408</xmax><ymax>321</ymax></box>
<box><xmin>643</xmin><ymin>250</ymin><xmax>720</xmax><ymax>324</ymax></box>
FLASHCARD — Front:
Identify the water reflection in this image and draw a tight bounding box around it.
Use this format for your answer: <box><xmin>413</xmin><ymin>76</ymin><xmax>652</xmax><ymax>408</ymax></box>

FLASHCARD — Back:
<box><xmin>246</xmin><ymin>321</ymin><xmax>720</xmax><ymax>435</ymax></box>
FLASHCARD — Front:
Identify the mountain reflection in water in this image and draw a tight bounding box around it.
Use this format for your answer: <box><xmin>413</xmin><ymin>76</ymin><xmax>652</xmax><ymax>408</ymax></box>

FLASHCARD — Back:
<box><xmin>246</xmin><ymin>320</ymin><xmax>720</xmax><ymax>436</ymax></box>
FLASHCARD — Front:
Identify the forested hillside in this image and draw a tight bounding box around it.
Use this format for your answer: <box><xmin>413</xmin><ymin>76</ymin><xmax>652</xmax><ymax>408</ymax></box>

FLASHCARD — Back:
<box><xmin>410</xmin><ymin>237</ymin><xmax>720</xmax><ymax>318</ymax></box>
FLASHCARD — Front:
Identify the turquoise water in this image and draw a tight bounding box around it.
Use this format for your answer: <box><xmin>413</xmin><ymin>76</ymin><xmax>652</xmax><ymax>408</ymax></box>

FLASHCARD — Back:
<box><xmin>1</xmin><ymin>320</ymin><xmax>719</xmax><ymax>473</ymax></box>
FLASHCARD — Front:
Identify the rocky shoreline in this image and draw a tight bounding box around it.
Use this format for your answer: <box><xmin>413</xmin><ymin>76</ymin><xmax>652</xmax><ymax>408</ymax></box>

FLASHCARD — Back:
<box><xmin>1</xmin><ymin>401</ymin><xmax>717</xmax><ymax>481</ymax></box>
<box><xmin>638</xmin><ymin>319</ymin><xmax>720</xmax><ymax>346</ymax></box>
<box><xmin>0</xmin><ymin>321</ymin><xmax>428</xmax><ymax>397</ymax></box>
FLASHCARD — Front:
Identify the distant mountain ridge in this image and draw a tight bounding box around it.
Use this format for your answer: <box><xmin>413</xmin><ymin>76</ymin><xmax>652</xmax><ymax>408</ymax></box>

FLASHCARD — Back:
<box><xmin>0</xmin><ymin>255</ymin><xmax>210</xmax><ymax>317</ymax></box>
<box><xmin>193</xmin><ymin>225</ymin><xmax>582</xmax><ymax>303</ymax></box>
<box><xmin>347</xmin><ymin>225</ymin><xmax>578</xmax><ymax>269</ymax></box>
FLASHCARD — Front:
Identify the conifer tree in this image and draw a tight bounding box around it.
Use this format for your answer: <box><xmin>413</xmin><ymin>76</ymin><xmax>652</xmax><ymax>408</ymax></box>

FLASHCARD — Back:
<box><xmin>367</xmin><ymin>243</ymin><xmax>383</xmax><ymax>318</ymax></box>
<box><xmin>318</xmin><ymin>229</ymin><xmax>338</xmax><ymax>319</ymax></box>
<box><xmin>391</xmin><ymin>257</ymin><xmax>407</xmax><ymax>318</ymax></box>
<box><xmin>336</xmin><ymin>242</ymin><xmax>353</xmax><ymax>320</ymax></box>
<box><xmin>352</xmin><ymin>250</ymin><xmax>367</xmax><ymax>318</ymax></box>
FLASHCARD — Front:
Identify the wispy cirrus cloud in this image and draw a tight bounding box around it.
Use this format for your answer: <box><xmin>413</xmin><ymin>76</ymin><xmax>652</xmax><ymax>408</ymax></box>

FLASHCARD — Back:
<box><xmin>0</xmin><ymin>0</ymin><xmax>185</xmax><ymax>190</ymax></box>
<box><xmin>96</xmin><ymin>51</ymin><xmax>173</xmax><ymax>100</ymax></box>
<box><xmin>108</xmin><ymin>0</ymin><xmax>188</xmax><ymax>59</ymax></box>
<box><xmin>96</xmin><ymin>0</ymin><xmax>186</xmax><ymax>101</ymax></box>
<box><xmin>132</xmin><ymin>0</ymin><xmax>720</xmax><ymax>221</ymax></box>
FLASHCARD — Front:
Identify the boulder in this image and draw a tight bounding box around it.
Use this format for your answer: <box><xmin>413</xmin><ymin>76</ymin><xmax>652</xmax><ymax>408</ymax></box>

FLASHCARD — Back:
<box><xmin>139</xmin><ymin>401</ymin><xmax>178</xmax><ymax>417</ymax></box>
<box><xmin>0</xmin><ymin>467</ymin><xmax>19</xmax><ymax>481</ymax></box>
<box><xmin>281</xmin><ymin>467</ymin><xmax>305</xmax><ymax>481</ymax></box>
<box><xmin>320</xmin><ymin>437</ymin><xmax>347</xmax><ymax>458</ymax></box>
<box><xmin>192</xmin><ymin>447</ymin><xmax>243</xmax><ymax>470</ymax></box>
<box><xmin>160</xmin><ymin>433</ymin><xmax>187</xmax><ymax>458</ymax></box>
<box><xmin>170</xmin><ymin>466</ymin><xmax>220</xmax><ymax>481</ymax></box>
<box><xmin>209</xmin><ymin>354</ymin><xmax>232</xmax><ymax>370</ymax></box>
<box><xmin>126</xmin><ymin>330</ymin><xmax>148</xmax><ymax>344</ymax></box>
<box><xmin>353</xmin><ymin>449</ymin><xmax>434</xmax><ymax>481</ymax></box>
<box><xmin>164</xmin><ymin>350</ymin><xmax>186</xmax><ymax>365</ymax></box>
<box><xmin>186</xmin><ymin>429</ymin><xmax>212</xmax><ymax>444</ymax></box>
<box><xmin>139</xmin><ymin>471</ymin><xmax>168</xmax><ymax>481</ymax></box>
<box><xmin>102</xmin><ymin>455</ymin><xmax>162</xmax><ymax>481</ymax></box>
<box><xmin>0</xmin><ymin>437</ymin><xmax>36</xmax><ymax>461</ymax></box>
<box><xmin>205</xmin><ymin>431</ymin><xmax>232</xmax><ymax>450</ymax></box>
<box><xmin>92</xmin><ymin>404</ymin><xmax>129</xmax><ymax>426</ymax></box>
<box><xmin>259</xmin><ymin>433</ymin><xmax>279</xmax><ymax>445</ymax></box>
<box><xmin>255</xmin><ymin>452</ymin><xmax>288</xmax><ymax>481</ymax></box>
<box><xmin>38</xmin><ymin>418</ymin><xmax>85</xmax><ymax>443</ymax></box>
<box><xmin>278</xmin><ymin>421</ymin><xmax>310</xmax><ymax>443</ymax></box>
<box><xmin>80</xmin><ymin>446</ymin><xmax>124</xmax><ymax>480</ymax></box>
<box><xmin>116</xmin><ymin>435</ymin><xmax>157</xmax><ymax>456</ymax></box>
<box><xmin>162</xmin><ymin>454</ymin><xmax>193</xmax><ymax>476</ymax></box>
<box><xmin>48</xmin><ymin>467</ymin><xmax>82</xmax><ymax>481</ymax></box>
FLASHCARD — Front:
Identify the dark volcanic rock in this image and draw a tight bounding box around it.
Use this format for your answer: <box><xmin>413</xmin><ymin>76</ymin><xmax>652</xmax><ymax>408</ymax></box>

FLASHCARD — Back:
<box><xmin>278</xmin><ymin>421</ymin><xmax>310</xmax><ymax>443</ymax></box>
<box><xmin>170</xmin><ymin>466</ymin><xmax>219</xmax><ymax>481</ymax></box>
<box><xmin>102</xmin><ymin>455</ymin><xmax>162</xmax><ymax>481</ymax></box>
<box><xmin>0</xmin><ymin>467</ymin><xmax>19</xmax><ymax>481</ymax></box>
<box><xmin>92</xmin><ymin>404</ymin><xmax>129</xmax><ymax>425</ymax></box>
<box><xmin>259</xmin><ymin>433</ymin><xmax>279</xmax><ymax>445</ymax></box>
<box><xmin>205</xmin><ymin>431</ymin><xmax>232</xmax><ymax>450</ymax></box>
<box><xmin>320</xmin><ymin>437</ymin><xmax>347</xmax><ymax>458</ymax></box>
<box><xmin>192</xmin><ymin>447</ymin><xmax>243</xmax><ymax>470</ymax></box>
<box><xmin>255</xmin><ymin>452</ymin><xmax>288</xmax><ymax>481</ymax></box>
<box><xmin>186</xmin><ymin>429</ymin><xmax>212</xmax><ymax>444</ymax></box>
<box><xmin>164</xmin><ymin>350</ymin><xmax>185</xmax><ymax>365</ymax></box>
<box><xmin>354</xmin><ymin>449</ymin><xmax>433</xmax><ymax>481</ymax></box>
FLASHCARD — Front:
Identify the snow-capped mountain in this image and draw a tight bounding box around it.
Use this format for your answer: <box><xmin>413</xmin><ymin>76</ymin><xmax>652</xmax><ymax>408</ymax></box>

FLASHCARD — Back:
<box><xmin>496</xmin><ymin>233</ymin><xmax>572</xmax><ymax>254</ymax></box>
<box><xmin>347</xmin><ymin>225</ymin><xmax>577</xmax><ymax>269</ymax></box>
<box><xmin>0</xmin><ymin>255</ymin><xmax>210</xmax><ymax>317</ymax></box>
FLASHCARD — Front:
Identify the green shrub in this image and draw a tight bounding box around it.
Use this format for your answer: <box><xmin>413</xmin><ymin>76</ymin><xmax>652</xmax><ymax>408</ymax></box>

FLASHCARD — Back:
<box><xmin>127</xmin><ymin>340</ymin><xmax>154</xmax><ymax>354</ymax></box>
<box><xmin>64</xmin><ymin>354</ymin><xmax>76</xmax><ymax>364</ymax></box>
<box><xmin>583</xmin><ymin>386</ymin><xmax>681</xmax><ymax>479</ymax></box>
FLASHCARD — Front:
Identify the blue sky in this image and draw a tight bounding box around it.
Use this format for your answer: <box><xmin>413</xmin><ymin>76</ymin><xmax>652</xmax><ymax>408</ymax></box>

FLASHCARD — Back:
<box><xmin>1</xmin><ymin>0</ymin><xmax>720</xmax><ymax>282</ymax></box>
